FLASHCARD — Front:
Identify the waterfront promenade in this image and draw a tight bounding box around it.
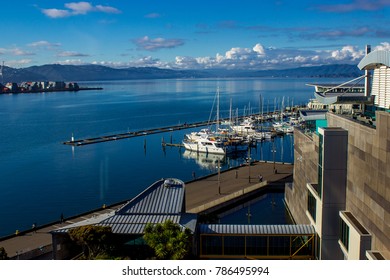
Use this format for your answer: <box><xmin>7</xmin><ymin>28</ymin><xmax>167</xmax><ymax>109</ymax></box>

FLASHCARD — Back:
<box><xmin>0</xmin><ymin>161</ymin><xmax>293</xmax><ymax>260</ymax></box>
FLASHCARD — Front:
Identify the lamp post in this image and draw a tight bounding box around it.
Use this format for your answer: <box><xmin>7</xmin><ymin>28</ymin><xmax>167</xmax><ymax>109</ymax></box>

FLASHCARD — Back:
<box><xmin>248</xmin><ymin>143</ymin><xmax>251</xmax><ymax>182</ymax></box>
<box><xmin>218</xmin><ymin>157</ymin><xmax>221</xmax><ymax>195</ymax></box>
<box><xmin>272</xmin><ymin>137</ymin><xmax>276</xmax><ymax>172</ymax></box>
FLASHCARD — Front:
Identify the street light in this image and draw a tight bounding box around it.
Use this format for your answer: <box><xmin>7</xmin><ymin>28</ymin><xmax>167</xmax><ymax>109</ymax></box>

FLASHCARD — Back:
<box><xmin>272</xmin><ymin>138</ymin><xmax>276</xmax><ymax>172</ymax></box>
<box><xmin>248</xmin><ymin>143</ymin><xmax>251</xmax><ymax>182</ymax></box>
<box><xmin>218</xmin><ymin>157</ymin><xmax>221</xmax><ymax>194</ymax></box>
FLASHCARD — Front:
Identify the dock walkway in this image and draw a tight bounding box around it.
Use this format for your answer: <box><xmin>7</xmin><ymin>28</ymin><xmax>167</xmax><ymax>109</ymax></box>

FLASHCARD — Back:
<box><xmin>63</xmin><ymin>113</ymin><xmax>274</xmax><ymax>146</ymax></box>
<box><xmin>0</xmin><ymin>161</ymin><xmax>293</xmax><ymax>259</ymax></box>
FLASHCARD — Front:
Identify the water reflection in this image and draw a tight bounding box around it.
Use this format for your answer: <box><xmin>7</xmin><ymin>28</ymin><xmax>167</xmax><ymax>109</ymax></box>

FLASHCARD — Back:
<box><xmin>217</xmin><ymin>192</ymin><xmax>292</xmax><ymax>225</ymax></box>
<box><xmin>182</xmin><ymin>150</ymin><xmax>225</xmax><ymax>171</ymax></box>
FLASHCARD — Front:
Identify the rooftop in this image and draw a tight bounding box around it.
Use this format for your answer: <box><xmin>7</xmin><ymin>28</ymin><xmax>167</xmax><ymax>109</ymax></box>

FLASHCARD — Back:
<box><xmin>52</xmin><ymin>178</ymin><xmax>198</xmax><ymax>235</ymax></box>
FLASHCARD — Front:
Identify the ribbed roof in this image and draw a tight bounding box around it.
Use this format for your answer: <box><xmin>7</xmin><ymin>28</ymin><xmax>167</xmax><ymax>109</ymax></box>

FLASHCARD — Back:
<box><xmin>199</xmin><ymin>224</ymin><xmax>315</xmax><ymax>235</ymax></box>
<box><xmin>52</xmin><ymin>178</ymin><xmax>198</xmax><ymax>235</ymax></box>
<box><xmin>117</xmin><ymin>178</ymin><xmax>185</xmax><ymax>214</ymax></box>
<box><xmin>100</xmin><ymin>214</ymin><xmax>181</xmax><ymax>226</ymax></box>
<box><xmin>358</xmin><ymin>50</ymin><xmax>390</xmax><ymax>70</ymax></box>
<box><xmin>98</xmin><ymin>213</ymin><xmax>197</xmax><ymax>234</ymax></box>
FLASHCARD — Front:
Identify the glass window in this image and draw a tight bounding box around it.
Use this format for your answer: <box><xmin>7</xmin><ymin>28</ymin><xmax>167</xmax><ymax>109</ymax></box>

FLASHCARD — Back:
<box><xmin>339</xmin><ymin>218</ymin><xmax>349</xmax><ymax>251</ymax></box>
<box><xmin>308</xmin><ymin>191</ymin><xmax>316</xmax><ymax>222</ymax></box>
<box><xmin>224</xmin><ymin>236</ymin><xmax>245</xmax><ymax>255</ymax></box>
<box><xmin>201</xmin><ymin>235</ymin><xmax>222</xmax><ymax>255</ymax></box>
<box><xmin>268</xmin><ymin>236</ymin><xmax>290</xmax><ymax>256</ymax></box>
<box><xmin>246</xmin><ymin>236</ymin><xmax>268</xmax><ymax>256</ymax></box>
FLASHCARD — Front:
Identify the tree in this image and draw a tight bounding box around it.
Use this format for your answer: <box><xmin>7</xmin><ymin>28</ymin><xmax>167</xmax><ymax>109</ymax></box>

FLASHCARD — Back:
<box><xmin>143</xmin><ymin>220</ymin><xmax>192</xmax><ymax>260</ymax></box>
<box><xmin>68</xmin><ymin>225</ymin><xmax>113</xmax><ymax>259</ymax></box>
<box><xmin>0</xmin><ymin>247</ymin><xmax>8</xmax><ymax>260</ymax></box>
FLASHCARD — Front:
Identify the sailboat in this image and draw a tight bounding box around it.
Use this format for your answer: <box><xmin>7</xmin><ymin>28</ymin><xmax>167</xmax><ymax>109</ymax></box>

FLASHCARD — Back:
<box><xmin>183</xmin><ymin>87</ymin><xmax>226</xmax><ymax>154</ymax></box>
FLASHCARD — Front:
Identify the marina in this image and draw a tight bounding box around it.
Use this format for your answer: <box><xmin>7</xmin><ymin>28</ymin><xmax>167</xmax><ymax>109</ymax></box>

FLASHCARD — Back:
<box><xmin>0</xmin><ymin>77</ymin><xmax>319</xmax><ymax>238</ymax></box>
<box><xmin>62</xmin><ymin>111</ymin><xmax>295</xmax><ymax>147</ymax></box>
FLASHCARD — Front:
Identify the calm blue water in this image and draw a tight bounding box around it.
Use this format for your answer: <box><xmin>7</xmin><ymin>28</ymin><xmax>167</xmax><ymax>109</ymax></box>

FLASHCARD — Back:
<box><xmin>218</xmin><ymin>192</ymin><xmax>292</xmax><ymax>225</ymax></box>
<box><xmin>0</xmin><ymin>77</ymin><xmax>337</xmax><ymax>237</ymax></box>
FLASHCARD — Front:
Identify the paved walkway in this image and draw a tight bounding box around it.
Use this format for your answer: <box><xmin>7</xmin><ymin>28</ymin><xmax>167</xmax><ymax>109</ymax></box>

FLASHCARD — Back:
<box><xmin>186</xmin><ymin>161</ymin><xmax>293</xmax><ymax>212</ymax></box>
<box><xmin>0</xmin><ymin>161</ymin><xmax>293</xmax><ymax>260</ymax></box>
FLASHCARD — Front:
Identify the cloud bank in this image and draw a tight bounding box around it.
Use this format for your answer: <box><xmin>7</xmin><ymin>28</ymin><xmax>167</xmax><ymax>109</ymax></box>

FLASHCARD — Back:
<box><xmin>84</xmin><ymin>42</ymin><xmax>390</xmax><ymax>70</ymax></box>
<box><xmin>41</xmin><ymin>2</ymin><xmax>121</xmax><ymax>18</ymax></box>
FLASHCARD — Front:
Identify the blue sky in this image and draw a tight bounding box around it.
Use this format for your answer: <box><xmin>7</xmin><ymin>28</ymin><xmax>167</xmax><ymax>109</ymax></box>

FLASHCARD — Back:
<box><xmin>1</xmin><ymin>0</ymin><xmax>390</xmax><ymax>69</ymax></box>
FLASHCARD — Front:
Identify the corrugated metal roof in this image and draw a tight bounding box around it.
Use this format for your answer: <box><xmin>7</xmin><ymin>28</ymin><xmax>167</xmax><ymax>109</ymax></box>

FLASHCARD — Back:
<box><xmin>99</xmin><ymin>214</ymin><xmax>198</xmax><ymax>234</ymax></box>
<box><xmin>358</xmin><ymin>50</ymin><xmax>390</xmax><ymax>70</ymax></box>
<box><xmin>199</xmin><ymin>224</ymin><xmax>315</xmax><ymax>235</ymax></box>
<box><xmin>117</xmin><ymin>178</ymin><xmax>185</xmax><ymax>214</ymax></box>
<box><xmin>52</xmin><ymin>179</ymin><xmax>194</xmax><ymax>235</ymax></box>
<box><xmin>99</xmin><ymin>214</ymin><xmax>181</xmax><ymax>226</ymax></box>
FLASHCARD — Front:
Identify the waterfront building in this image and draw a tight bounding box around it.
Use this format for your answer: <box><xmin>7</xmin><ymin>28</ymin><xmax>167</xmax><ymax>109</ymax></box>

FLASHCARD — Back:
<box><xmin>285</xmin><ymin>47</ymin><xmax>390</xmax><ymax>260</ymax></box>
<box><xmin>51</xmin><ymin>178</ymin><xmax>198</xmax><ymax>259</ymax></box>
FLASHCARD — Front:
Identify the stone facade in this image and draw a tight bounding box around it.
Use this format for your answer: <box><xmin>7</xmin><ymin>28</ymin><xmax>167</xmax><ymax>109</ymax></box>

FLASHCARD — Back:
<box><xmin>286</xmin><ymin>111</ymin><xmax>390</xmax><ymax>259</ymax></box>
<box><xmin>285</xmin><ymin>129</ymin><xmax>318</xmax><ymax>225</ymax></box>
<box><xmin>327</xmin><ymin>111</ymin><xmax>390</xmax><ymax>259</ymax></box>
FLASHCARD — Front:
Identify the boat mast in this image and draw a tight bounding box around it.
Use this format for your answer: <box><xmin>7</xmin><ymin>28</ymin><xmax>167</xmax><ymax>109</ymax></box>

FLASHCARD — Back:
<box><xmin>229</xmin><ymin>98</ymin><xmax>232</xmax><ymax>126</ymax></box>
<box><xmin>0</xmin><ymin>61</ymin><xmax>3</xmax><ymax>85</ymax></box>
<box><xmin>216</xmin><ymin>87</ymin><xmax>220</xmax><ymax>132</ymax></box>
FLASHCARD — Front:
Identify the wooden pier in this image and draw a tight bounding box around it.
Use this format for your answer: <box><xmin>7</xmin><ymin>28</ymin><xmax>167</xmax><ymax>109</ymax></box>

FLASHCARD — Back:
<box><xmin>63</xmin><ymin>114</ymin><xmax>271</xmax><ymax>147</ymax></box>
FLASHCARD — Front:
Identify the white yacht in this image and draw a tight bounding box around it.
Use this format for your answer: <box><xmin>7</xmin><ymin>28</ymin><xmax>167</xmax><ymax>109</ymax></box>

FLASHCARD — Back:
<box><xmin>230</xmin><ymin>118</ymin><xmax>256</xmax><ymax>135</ymax></box>
<box><xmin>183</xmin><ymin>137</ymin><xmax>226</xmax><ymax>155</ymax></box>
<box><xmin>185</xmin><ymin>128</ymin><xmax>212</xmax><ymax>141</ymax></box>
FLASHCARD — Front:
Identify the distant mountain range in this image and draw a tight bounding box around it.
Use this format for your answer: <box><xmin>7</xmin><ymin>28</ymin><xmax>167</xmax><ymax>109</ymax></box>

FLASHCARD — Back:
<box><xmin>1</xmin><ymin>63</ymin><xmax>363</xmax><ymax>83</ymax></box>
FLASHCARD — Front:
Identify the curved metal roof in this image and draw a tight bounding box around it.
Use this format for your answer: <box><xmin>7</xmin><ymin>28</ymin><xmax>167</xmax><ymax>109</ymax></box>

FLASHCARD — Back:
<box><xmin>117</xmin><ymin>178</ymin><xmax>185</xmax><ymax>214</ymax></box>
<box><xmin>358</xmin><ymin>50</ymin><xmax>390</xmax><ymax>70</ymax></box>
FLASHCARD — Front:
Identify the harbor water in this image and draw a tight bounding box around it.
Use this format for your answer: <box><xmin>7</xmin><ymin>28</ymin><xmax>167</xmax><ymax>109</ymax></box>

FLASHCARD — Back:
<box><xmin>0</xmin><ymin>77</ymin><xmax>338</xmax><ymax>237</ymax></box>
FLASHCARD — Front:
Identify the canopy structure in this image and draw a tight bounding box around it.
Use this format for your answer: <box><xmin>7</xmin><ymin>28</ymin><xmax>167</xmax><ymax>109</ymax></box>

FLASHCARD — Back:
<box><xmin>199</xmin><ymin>224</ymin><xmax>316</xmax><ymax>259</ymax></box>
<box><xmin>358</xmin><ymin>50</ymin><xmax>390</xmax><ymax>70</ymax></box>
<box><xmin>307</xmin><ymin>76</ymin><xmax>372</xmax><ymax>105</ymax></box>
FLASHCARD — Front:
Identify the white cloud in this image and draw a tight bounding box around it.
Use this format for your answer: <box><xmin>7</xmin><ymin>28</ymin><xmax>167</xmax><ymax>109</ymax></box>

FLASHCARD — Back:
<box><xmin>41</xmin><ymin>9</ymin><xmax>71</xmax><ymax>18</ymax></box>
<box><xmin>169</xmin><ymin>43</ymin><xmax>376</xmax><ymax>70</ymax></box>
<box><xmin>57</xmin><ymin>59</ymin><xmax>86</xmax><ymax>65</ymax></box>
<box><xmin>42</xmin><ymin>2</ymin><xmax>121</xmax><ymax>18</ymax></box>
<box><xmin>28</xmin><ymin>41</ymin><xmax>61</xmax><ymax>49</ymax></box>
<box><xmin>65</xmin><ymin>2</ymin><xmax>93</xmax><ymax>15</ymax></box>
<box><xmin>6</xmin><ymin>42</ymin><xmax>390</xmax><ymax>70</ymax></box>
<box><xmin>10</xmin><ymin>48</ymin><xmax>34</xmax><ymax>56</ymax></box>
<box><xmin>0</xmin><ymin>47</ymin><xmax>35</xmax><ymax>56</ymax></box>
<box><xmin>5</xmin><ymin>59</ymin><xmax>33</xmax><ymax>67</ymax></box>
<box><xmin>330</xmin><ymin>45</ymin><xmax>364</xmax><ymax>61</ymax></box>
<box><xmin>95</xmin><ymin>5</ymin><xmax>121</xmax><ymax>14</ymax></box>
<box><xmin>57</xmin><ymin>51</ymin><xmax>90</xmax><ymax>57</ymax></box>
<box><xmin>374</xmin><ymin>42</ymin><xmax>390</xmax><ymax>51</ymax></box>
<box><xmin>253</xmin><ymin>44</ymin><xmax>265</xmax><ymax>55</ymax></box>
<box><xmin>133</xmin><ymin>36</ymin><xmax>185</xmax><ymax>51</ymax></box>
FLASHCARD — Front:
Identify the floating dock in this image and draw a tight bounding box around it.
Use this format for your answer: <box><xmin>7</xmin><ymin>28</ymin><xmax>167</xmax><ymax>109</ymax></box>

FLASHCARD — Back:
<box><xmin>63</xmin><ymin>113</ymin><xmax>275</xmax><ymax>147</ymax></box>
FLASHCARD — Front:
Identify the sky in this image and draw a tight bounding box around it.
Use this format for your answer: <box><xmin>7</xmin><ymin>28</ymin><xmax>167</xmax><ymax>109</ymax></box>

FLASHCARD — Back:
<box><xmin>1</xmin><ymin>0</ymin><xmax>390</xmax><ymax>70</ymax></box>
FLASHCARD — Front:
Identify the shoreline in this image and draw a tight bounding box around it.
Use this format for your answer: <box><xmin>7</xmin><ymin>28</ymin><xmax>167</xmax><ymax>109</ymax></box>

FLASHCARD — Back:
<box><xmin>0</xmin><ymin>87</ymin><xmax>103</xmax><ymax>94</ymax></box>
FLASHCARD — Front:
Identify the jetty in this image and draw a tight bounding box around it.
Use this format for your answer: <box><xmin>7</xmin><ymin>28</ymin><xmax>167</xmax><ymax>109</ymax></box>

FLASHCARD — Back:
<box><xmin>62</xmin><ymin>113</ymin><xmax>283</xmax><ymax>146</ymax></box>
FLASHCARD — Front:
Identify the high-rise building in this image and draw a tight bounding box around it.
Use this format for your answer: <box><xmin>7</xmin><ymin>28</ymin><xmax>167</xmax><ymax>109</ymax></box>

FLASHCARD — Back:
<box><xmin>285</xmin><ymin>48</ymin><xmax>390</xmax><ymax>260</ymax></box>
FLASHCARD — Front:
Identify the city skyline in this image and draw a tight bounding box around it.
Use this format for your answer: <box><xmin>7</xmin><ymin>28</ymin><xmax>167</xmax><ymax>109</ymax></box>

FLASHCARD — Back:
<box><xmin>1</xmin><ymin>0</ymin><xmax>390</xmax><ymax>69</ymax></box>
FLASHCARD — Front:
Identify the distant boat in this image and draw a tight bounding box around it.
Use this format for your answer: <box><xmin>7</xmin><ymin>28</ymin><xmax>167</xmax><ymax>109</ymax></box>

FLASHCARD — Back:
<box><xmin>185</xmin><ymin>128</ymin><xmax>212</xmax><ymax>141</ymax></box>
<box><xmin>230</xmin><ymin>118</ymin><xmax>256</xmax><ymax>135</ymax></box>
<box><xmin>183</xmin><ymin>137</ymin><xmax>226</xmax><ymax>155</ymax></box>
